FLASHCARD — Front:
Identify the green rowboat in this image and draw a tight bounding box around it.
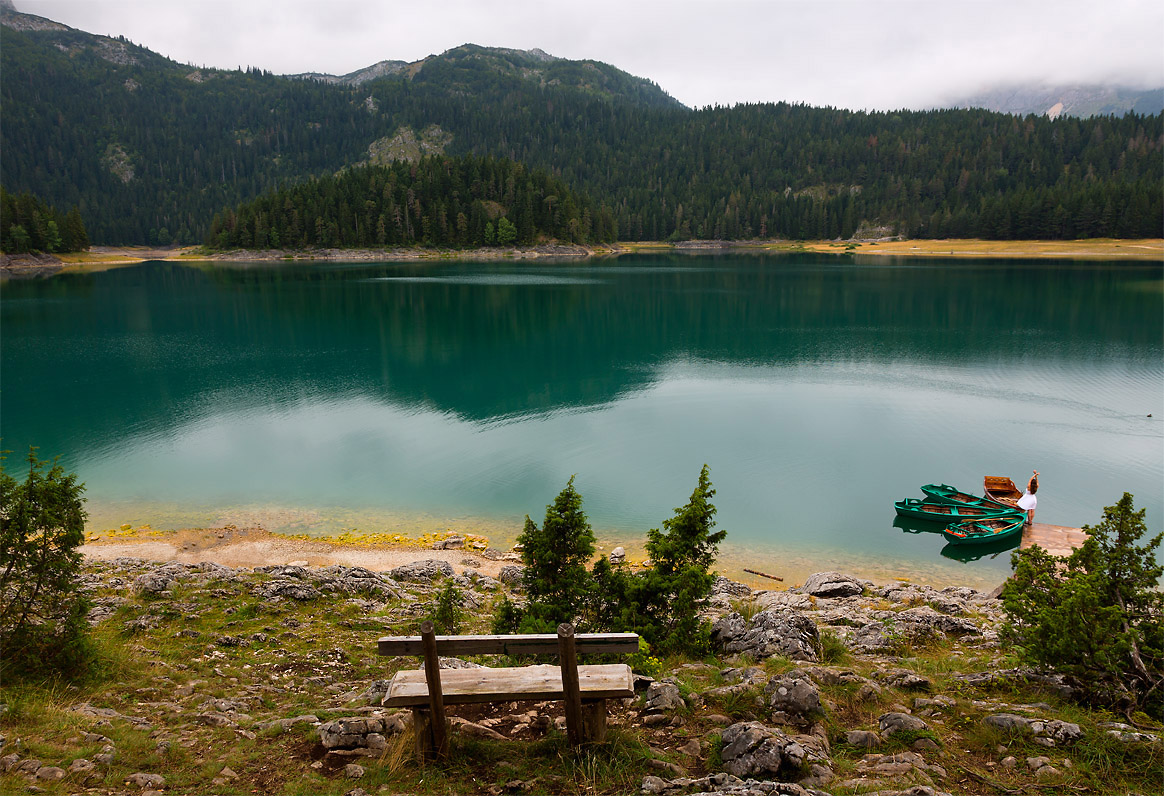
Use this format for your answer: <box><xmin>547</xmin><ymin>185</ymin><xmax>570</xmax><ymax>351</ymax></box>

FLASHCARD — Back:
<box><xmin>895</xmin><ymin>497</ymin><xmax>1020</xmax><ymax>524</ymax></box>
<box><xmin>920</xmin><ymin>483</ymin><xmax>1012</xmax><ymax>511</ymax></box>
<box><xmin>942</xmin><ymin>515</ymin><xmax>1025</xmax><ymax>545</ymax></box>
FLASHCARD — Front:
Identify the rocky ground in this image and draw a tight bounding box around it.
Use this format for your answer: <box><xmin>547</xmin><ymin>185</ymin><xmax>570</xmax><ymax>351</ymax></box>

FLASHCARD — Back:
<box><xmin>1</xmin><ymin>549</ymin><xmax>1160</xmax><ymax>796</ymax></box>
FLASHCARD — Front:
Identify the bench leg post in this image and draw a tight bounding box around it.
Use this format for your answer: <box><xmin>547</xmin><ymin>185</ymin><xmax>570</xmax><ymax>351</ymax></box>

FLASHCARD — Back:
<box><xmin>412</xmin><ymin>708</ymin><xmax>435</xmax><ymax>762</ymax></box>
<box><xmin>581</xmin><ymin>699</ymin><xmax>607</xmax><ymax>743</ymax></box>
<box><xmin>420</xmin><ymin>621</ymin><xmax>449</xmax><ymax>758</ymax></box>
<box><xmin>557</xmin><ymin>623</ymin><xmax>584</xmax><ymax>746</ymax></box>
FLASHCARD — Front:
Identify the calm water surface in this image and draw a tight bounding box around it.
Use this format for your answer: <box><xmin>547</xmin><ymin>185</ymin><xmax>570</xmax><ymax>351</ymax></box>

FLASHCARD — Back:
<box><xmin>2</xmin><ymin>254</ymin><xmax>1161</xmax><ymax>589</ymax></box>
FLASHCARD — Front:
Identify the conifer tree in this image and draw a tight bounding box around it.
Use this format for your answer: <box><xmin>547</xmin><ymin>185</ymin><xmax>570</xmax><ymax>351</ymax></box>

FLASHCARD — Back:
<box><xmin>1002</xmin><ymin>493</ymin><xmax>1164</xmax><ymax>719</ymax></box>
<box><xmin>499</xmin><ymin>476</ymin><xmax>596</xmax><ymax>633</ymax></box>
<box><xmin>0</xmin><ymin>449</ymin><xmax>95</xmax><ymax>679</ymax></box>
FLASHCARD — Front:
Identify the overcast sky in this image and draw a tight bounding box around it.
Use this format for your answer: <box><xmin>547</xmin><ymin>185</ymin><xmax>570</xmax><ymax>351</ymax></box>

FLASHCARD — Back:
<box><xmin>13</xmin><ymin>0</ymin><xmax>1164</xmax><ymax>109</ymax></box>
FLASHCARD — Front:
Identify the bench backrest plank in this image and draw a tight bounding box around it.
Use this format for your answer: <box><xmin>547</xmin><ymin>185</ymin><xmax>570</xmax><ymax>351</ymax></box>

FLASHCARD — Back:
<box><xmin>377</xmin><ymin>632</ymin><xmax>640</xmax><ymax>658</ymax></box>
<box><xmin>383</xmin><ymin>663</ymin><xmax>635</xmax><ymax>706</ymax></box>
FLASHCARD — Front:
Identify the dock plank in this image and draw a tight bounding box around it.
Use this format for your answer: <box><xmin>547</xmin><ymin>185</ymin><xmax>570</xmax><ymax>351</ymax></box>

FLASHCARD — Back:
<box><xmin>1020</xmin><ymin>522</ymin><xmax>1089</xmax><ymax>556</ymax></box>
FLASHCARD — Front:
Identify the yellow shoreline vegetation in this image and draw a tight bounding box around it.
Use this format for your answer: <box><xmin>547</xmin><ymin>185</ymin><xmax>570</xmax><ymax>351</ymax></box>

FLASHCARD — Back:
<box><xmin>50</xmin><ymin>238</ymin><xmax>1164</xmax><ymax>270</ymax></box>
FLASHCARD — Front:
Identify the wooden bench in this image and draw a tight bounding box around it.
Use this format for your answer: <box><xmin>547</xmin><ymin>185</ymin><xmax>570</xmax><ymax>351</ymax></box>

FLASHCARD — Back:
<box><xmin>377</xmin><ymin>621</ymin><xmax>639</xmax><ymax>758</ymax></box>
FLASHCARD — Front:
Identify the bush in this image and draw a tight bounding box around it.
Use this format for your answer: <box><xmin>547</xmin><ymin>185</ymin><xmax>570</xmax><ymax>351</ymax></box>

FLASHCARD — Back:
<box><xmin>1001</xmin><ymin>492</ymin><xmax>1164</xmax><ymax>719</ymax></box>
<box><xmin>0</xmin><ymin>449</ymin><xmax>95</xmax><ymax>679</ymax></box>
<box><xmin>429</xmin><ymin>581</ymin><xmax>466</xmax><ymax>634</ymax></box>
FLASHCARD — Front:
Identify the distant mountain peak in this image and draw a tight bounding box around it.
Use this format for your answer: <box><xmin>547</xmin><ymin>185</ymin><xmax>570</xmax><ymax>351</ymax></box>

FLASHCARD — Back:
<box><xmin>951</xmin><ymin>83</ymin><xmax>1164</xmax><ymax>118</ymax></box>
<box><xmin>0</xmin><ymin>1</ymin><xmax>71</xmax><ymax>32</ymax></box>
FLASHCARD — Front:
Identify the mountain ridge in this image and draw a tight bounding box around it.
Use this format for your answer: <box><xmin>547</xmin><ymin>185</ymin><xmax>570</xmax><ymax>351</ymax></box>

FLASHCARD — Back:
<box><xmin>951</xmin><ymin>82</ymin><xmax>1164</xmax><ymax>119</ymax></box>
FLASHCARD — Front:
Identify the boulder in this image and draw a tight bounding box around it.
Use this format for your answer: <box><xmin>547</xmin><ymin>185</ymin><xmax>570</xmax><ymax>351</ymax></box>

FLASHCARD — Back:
<box><xmin>846</xmin><ymin>730</ymin><xmax>881</xmax><ymax>748</ymax></box>
<box><xmin>608</xmin><ymin>546</ymin><xmax>626</xmax><ymax>565</ymax></box>
<box><xmin>253</xmin><ymin>579</ymin><xmax>319</xmax><ymax>601</ymax></box>
<box><xmin>388</xmin><ymin>559</ymin><xmax>454</xmax><ymax>583</ymax></box>
<box><xmin>643</xmin><ymin>680</ymin><xmax>686</xmax><ymax>712</ymax></box>
<box><xmin>718</xmin><ymin>721</ymin><xmax>809</xmax><ymax>780</ymax></box>
<box><xmin>125</xmin><ymin>772</ymin><xmax>165</xmax><ymax>788</ymax></box>
<box><xmin>498</xmin><ymin>565</ymin><xmax>525</xmax><ymax>588</ymax></box>
<box><xmin>879</xmin><ymin>712</ymin><xmax>930</xmax><ymax>737</ymax></box>
<box><xmin>319</xmin><ymin>717</ymin><xmax>398</xmax><ymax>749</ymax></box>
<box><xmin>711</xmin><ymin>576</ymin><xmax>752</xmax><ymax>597</ymax></box>
<box><xmin>711</xmin><ymin>609</ymin><xmax>820</xmax><ymax>662</ymax></box>
<box><xmin>798</xmin><ymin>572</ymin><xmax>864</xmax><ymax>598</ymax></box>
<box><xmin>765</xmin><ymin>677</ymin><xmax>823</xmax><ymax>720</ymax></box>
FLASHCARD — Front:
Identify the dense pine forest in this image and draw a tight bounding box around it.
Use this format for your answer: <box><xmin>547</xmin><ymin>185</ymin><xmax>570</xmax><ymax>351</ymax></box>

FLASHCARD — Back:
<box><xmin>206</xmin><ymin>157</ymin><xmax>616</xmax><ymax>249</ymax></box>
<box><xmin>0</xmin><ymin>187</ymin><xmax>89</xmax><ymax>253</ymax></box>
<box><xmin>1</xmin><ymin>8</ymin><xmax>1161</xmax><ymax>245</ymax></box>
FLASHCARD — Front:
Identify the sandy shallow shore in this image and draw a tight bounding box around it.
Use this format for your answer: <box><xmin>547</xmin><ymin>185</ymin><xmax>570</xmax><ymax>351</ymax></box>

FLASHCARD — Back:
<box><xmin>82</xmin><ymin>526</ymin><xmax>513</xmax><ymax>578</ymax></box>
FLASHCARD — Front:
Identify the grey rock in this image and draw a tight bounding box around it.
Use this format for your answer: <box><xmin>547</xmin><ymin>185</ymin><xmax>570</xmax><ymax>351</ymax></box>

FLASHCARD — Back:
<box><xmin>881</xmin><ymin>670</ymin><xmax>932</xmax><ymax>691</ymax></box>
<box><xmin>1045</xmin><ymin>719</ymin><xmax>1083</xmax><ymax>744</ymax></box>
<box><xmin>608</xmin><ymin>546</ymin><xmax>626</xmax><ymax>564</ymax></box>
<box><xmin>846</xmin><ymin>730</ymin><xmax>881</xmax><ymax>748</ymax></box>
<box><xmin>349</xmin><ymin>680</ymin><xmax>393</xmax><ymax>705</ymax></box>
<box><xmin>1100</xmin><ymin>721</ymin><xmax>1162</xmax><ymax>744</ymax></box>
<box><xmin>390</xmin><ymin>558</ymin><xmax>454</xmax><ymax>582</ymax></box>
<box><xmin>451</xmin><ymin>717</ymin><xmax>506</xmax><ymax>740</ymax></box>
<box><xmin>344</xmin><ymin>762</ymin><xmax>365</xmax><ymax>779</ymax></box>
<box><xmin>68</xmin><ymin>758</ymin><xmax>95</xmax><ymax>774</ymax></box>
<box><xmin>718</xmin><ymin>721</ymin><xmax>821</xmax><ymax>781</ymax></box>
<box><xmin>256</xmin><ymin>564</ymin><xmax>310</xmax><ymax>579</ymax></box>
<box><xmin>879</xmin><ymin>712</ymin><xmax>930</xmax><ymax>737</ymax></box>
<box><xmin>711</xmin><ymin>609</ymin><xmax>820</xmax><ymax>662</ymax></box>
<box><xmin>754</xmin><ymin>590</ymin><xmax>813</xmax><ymax>611</ymax></box>
<box><xmin>35</xmin><ymin>765</ymin><xmax>65</xmax><ymax>780</ymax></box>
<box><xmin>253</xmin><ymin>579</ymin><xmax>319</xmax><ymax>601</ymax></box>
<box><xmin>0</xmin><ymin>753</ymin><xmax>20</xmax><ymax>772</ymax></box>
<box><xmin>712</xmin><ymin>576</ymin><xmax>752</xmax><ymax>597</ymax></box>
<box><xmin>799</xmin><ymin>571</ymin><xmax>864</xmax><ymax>598</ymax></box>
<box><xmin>126</xmin><ymin>772</ymin><xmax>165</xmax><ymax>787</ymax></box>
<box><xmin>765</xmin><ymin>677</ymin><xmax>823</xmax><ymax>719</ymax></box>
<box><xmin>984</xmin><ymin>713</ymin><xmax>1034</xmax><ymax>733</ymax></box>
<box><xmin>14</xmin><ymin>757</ymin><xmax>41</xmax><ymax>774</ymax></box>
<box><xmin>319</xmin><ymin>717</ymin><xmax>390</xmax><ymax>749</ymax></box>
<box><xmin>498</xmin><ymin>565</ymin><xmax>526</xmax><ymax>588</ymax></box>
<box><xmin>644</xmin><ymin>680</ymin><xmax>686</xmax><ymax>712</ymax></box>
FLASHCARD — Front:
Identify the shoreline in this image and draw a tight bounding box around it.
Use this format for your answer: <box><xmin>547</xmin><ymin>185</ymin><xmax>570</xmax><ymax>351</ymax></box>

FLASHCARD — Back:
<box><xmin>5</xmin><ymin>237</ymin><xmax>1159</xmax><ymax>278</ymax></box>
<box><xmin>82</xmin><ymin>524</ymin><xmax>1016</xmax><ymax>593</ymax></box>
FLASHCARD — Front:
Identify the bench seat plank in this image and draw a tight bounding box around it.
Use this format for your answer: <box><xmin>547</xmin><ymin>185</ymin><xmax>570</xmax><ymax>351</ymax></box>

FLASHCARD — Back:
<box><xmin>384</xmin><ymin>663</ymin><xmax>634</xmax><ymax>707</ymax></box>
<box><xmin>378</xmin><ymin>632</ymin><xmax>640</xmax><ymax>658</ymax></box>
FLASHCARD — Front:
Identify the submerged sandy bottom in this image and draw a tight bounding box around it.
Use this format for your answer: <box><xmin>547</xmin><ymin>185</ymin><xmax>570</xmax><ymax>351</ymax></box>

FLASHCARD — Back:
<box><xmin>82</xmin><ymin>521</ymin><xmax>1012</xmax><ymax>593</ymax></box>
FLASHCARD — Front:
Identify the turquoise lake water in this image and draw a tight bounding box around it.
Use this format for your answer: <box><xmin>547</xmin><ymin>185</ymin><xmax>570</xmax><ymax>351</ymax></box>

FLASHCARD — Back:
<box><xmin>1</xmin><ymin>254</ymin><xmax>1160</xmax><ymax>589</ymax></box>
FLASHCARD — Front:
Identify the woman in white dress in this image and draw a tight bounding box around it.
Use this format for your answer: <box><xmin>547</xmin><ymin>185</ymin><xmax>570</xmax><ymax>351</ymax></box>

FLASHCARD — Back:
<box><xmin>1017</xmin><ymin>470</ymin><xmax>1038</xmax><ymax>526</ymax></box>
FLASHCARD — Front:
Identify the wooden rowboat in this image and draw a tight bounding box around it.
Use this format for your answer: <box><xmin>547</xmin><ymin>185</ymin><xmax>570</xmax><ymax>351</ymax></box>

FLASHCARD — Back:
<box><xmin>942</xmin><ymin>514</ymin><xmax>1025</xmax><ymax>545</ymax></box>
<box><xmin>984</xmin><ymin>475</ymin><xmax>1023</xmax><ymax>507</ymax></box>
<box><xmin>920</xmin><ymin>483</ymin><xmax>1011</xmax><ymax>511</ymax></box>
<box><xmin>895</xmin><ymin>497</ymin><xmax>1020</xmax><ymax>524</ymax></box>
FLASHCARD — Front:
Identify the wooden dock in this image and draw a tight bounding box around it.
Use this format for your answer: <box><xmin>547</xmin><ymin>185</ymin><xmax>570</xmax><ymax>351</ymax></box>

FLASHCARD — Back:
<box><xmin>1020</xmin><ymin>522</ymin><xmax>1089</xmax><ymax>557</ymax></box>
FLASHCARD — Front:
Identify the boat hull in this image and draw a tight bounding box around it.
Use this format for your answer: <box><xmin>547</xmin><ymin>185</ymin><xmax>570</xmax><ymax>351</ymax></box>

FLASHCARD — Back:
<box><xmin>984</xmin><ymin>475</ymin><xmax>1023</xmax><ymax>507</ymax></box>
<box><xmin>942</xmin><ymin>515</ymin><xmax>1025</xmax><ymax>546</ymax></box>
<box><xmin>895</xmin><ymin>497</ymin><xmax>1018</xmax><ymax>524</ymax></box>
<box><xmin>920</xmin><ymin>483</ymin><xmax>1012</xmax><ymax>511</ymax></box>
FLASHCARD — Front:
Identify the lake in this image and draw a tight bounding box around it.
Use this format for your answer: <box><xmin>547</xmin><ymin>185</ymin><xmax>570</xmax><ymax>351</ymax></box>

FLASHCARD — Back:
<box><xmin>2</xmin><ymin>253</ymin><xmax>1161</xmax><ymax>590</ymax></box>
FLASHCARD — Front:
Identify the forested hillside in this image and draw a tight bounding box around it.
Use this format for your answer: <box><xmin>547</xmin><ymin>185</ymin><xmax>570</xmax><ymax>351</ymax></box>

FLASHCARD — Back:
<box><xmin>206</xmin><ymin>157</ymin><xmax>616</xmax><ymax>249</ymax></box>
<box><xmin>0</xmin><ymin>187</ymin><xmax>88</xmax><ymax>253</ymax></box>
<box><xmin>1</xmin><ymin>7</ymin><xmax>1160</xmax><ymax>245</ymax></box>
